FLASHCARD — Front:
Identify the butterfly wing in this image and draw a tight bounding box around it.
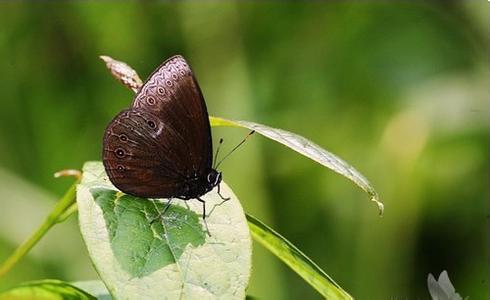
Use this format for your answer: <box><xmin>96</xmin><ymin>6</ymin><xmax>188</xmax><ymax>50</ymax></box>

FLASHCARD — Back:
<box><xmin>132</xmin><ymin>55</ymin><xmax>213</xmax><ymax>179</ymax></box>
<box><xmin>103</xmin><ymin>109</ymin><xmax>191</xmax><ymax>198</ymax></box>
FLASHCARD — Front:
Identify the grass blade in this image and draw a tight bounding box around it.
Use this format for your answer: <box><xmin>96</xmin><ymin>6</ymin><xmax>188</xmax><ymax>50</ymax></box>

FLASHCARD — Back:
<box><xmin>211</xmin><ymin>116</ymin><xmax>383</xmax><ymax>215</ymax></box>
<box><xmin>247</xmin><ymin>214</ymin><xmax>353</xmax><ymax>300</ymax></box>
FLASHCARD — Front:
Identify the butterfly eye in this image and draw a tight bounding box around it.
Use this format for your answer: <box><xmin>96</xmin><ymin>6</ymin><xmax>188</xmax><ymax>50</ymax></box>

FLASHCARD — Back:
<box><xmin>157</xmin><ymin>87</ymin><xmax>165</xmax><ymax>95</ymax></box>
<box><xmin>207</xmin><ymin>172</ymin><xmax>218</xmax><ymax>184</ymax></box>
<box><xmin>115</xmin><ymin>148</ymin><xmax>125</xmax><ymax>158</ymax></box>
<box><xmin>165</xmin><ymin>80</ymin><xmax>173</xmax><ymax>87</ymax></box>
<box><xmin>117</xmin><ymin>165</ymin><xmax>124</xmax><ymax>171</ymax></box>
<box><xmin>119</xmin><ymin>134</ymin><xmax>128</xmax><ymax>142</ymax></box>
<box><xmin>147</xmin><ymin>120</ymin><xmax>156</xmax><ymax>128</ymax></box>
<box><xmin>172</xmin><ymin>73</ymin><xmax>178</xmax><ymax>80</ymax></box>
<box><xmin>147</xmin><ymin>96</ymin><xmax>155</xmax><ymax>105</ymax></box>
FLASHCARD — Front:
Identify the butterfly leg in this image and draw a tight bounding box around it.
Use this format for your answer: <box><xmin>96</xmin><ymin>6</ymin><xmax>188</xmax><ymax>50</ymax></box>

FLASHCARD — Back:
<box><xmin>206</xmin><ymin>183</ymin><xmax>231</xmax><ymax>217</ymax></box>
<box><xmin>197</xmin><ymin>197</ymin><xmax>211</xmax><ymax>237</ymax></box>
<box><xmin>150</xmin><ymin>198</ymin><xmax>173</xmax><ymax>225</ymax></box>
<box><xmin>196</xmin><ymin>197</ymin><xmax>206</xmax><ymax>219</ymax></box>
<box><xmin>217</xmin><ymin>183</ymin><xmax>230</xmax><ymax>201</ymax></box>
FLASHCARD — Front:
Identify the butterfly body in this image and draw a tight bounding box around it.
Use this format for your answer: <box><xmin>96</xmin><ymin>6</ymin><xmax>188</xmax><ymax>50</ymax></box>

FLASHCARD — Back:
<box><xmin>102</xmin><ymin>55</ymin><xmax>223</xmax><ymax>203</ymax></box>
<box><xmin>177</xmin><ymin>169</ymin><xmax>222</xmax><ymax>200</ymax></box>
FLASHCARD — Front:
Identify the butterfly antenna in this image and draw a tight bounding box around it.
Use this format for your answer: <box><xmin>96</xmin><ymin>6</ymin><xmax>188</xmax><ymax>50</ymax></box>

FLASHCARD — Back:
<box><xmin>213</xmin><ymin>138</ymin><xmax>224</xmax><ymax>169</ymax></box>
<box><xmin>215</xmin><ymin>130</ymin><xmax>255</xmax><ymax>169</ymax></box>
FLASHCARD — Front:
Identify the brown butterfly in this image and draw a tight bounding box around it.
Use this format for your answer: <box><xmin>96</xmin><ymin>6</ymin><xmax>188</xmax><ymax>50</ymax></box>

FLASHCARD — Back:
<box><xmin>102</xmin><ymin>55</ymin><xmax>229</xmax><ymax>220</ymax></box>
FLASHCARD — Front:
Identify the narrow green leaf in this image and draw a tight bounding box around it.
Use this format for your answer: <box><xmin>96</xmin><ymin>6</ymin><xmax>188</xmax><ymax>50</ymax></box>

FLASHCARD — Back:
<box><xmin>210</xmin><ymin>116</ymin><xmax>384</xmax><ymax>215</ymax></box>
<box><xmin>246</xmin><ymin>214</ymin><xmax>353</xmax><ymax>300</ymax></box>
<box><xmin>77</xmin><ymin>162</ymin><xmax>252</xmax><ymax>299</ymax></box>
<box><xmin>71</xmin><ymin>281</ymin><xmax>112</xmax><ymax>300</ymax></box>
<box><xmin>0</xmin><ymin>279</ymin><xmax>96</xmax><ymax>300</ymax></box>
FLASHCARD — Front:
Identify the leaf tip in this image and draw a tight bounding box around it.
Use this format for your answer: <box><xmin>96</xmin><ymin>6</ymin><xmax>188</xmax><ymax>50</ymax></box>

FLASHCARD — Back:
<box><xmin>54</xmin><ymin>169</ymin><xmax>81</xmax><ymax>180</ymax></box>
<box><xmin>99</xmin><ymin>54</ymin><xmax>142</xmax><ymax>93</ymax></box>
<box><xmin>371</xmin><ymin>195</ymin><xmax>384</xmax><ymax>217</ymax></box>
<box><xmin>99</xmin><ymin>55</ymin><xmax>111</xmax><ymax>63</ymax></box>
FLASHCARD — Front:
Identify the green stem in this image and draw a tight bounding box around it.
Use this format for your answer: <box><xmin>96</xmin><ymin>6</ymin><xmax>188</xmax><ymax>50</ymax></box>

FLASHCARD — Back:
<box><xmin>0</xmin><ymin>181</ymin><xmax>79</xmax><ymax>279</ymax></box>
<box><xmin>56</xmin><ymin>202</ymin><xmax>79</xmax><ymax>223</ymax></box>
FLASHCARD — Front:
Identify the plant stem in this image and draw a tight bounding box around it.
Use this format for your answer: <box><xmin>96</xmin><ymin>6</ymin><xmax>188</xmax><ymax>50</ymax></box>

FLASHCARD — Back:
<box><xmin>56</xmin><ymin>202</ymin><xmax>79</xmax><ymax>223</ymax></box>
<box><xmin>0</xmin><ymin>181</ymin><xmax>79</xmax><ymax>279</ymax></box>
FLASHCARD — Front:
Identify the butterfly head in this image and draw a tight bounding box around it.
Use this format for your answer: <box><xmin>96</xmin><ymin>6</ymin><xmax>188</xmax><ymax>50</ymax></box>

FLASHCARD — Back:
<box><xmin>207</xmin><ymin>169</ymin><xmax>222</xmax><ymax>187</ymax></box>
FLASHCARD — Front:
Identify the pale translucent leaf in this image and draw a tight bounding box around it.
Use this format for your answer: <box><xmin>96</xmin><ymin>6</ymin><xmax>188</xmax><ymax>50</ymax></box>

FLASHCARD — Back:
<box><xmin>427</xmin><ymin>270</ymin><xmax>463</xmax><ymax>300</ymax></box>
<box><xmin>77</xmin><ymin>162</ymin><xmax>252</xmax><ymax>300</ymax></box>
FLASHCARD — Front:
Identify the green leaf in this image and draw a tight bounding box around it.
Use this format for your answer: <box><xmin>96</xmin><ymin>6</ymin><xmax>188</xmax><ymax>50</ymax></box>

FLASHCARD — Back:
<box><xmin>246</xmin><ymin>214</ymin><xmax>353</xmax><ymax>300</ymax></box>
<box><xmin>71</xmin><ymin>281</ymin><xmax>260</xmax><ymax>300</ymax></box>
<box><xmin>71</xmin><ymin>281</ymin><xmax>112</xmax><ymax>300</ymax></box>
<box><xmin>210</xmin><ymin>116</ymin><xmax>384</xmax><ymax>215</ymax></box>
<box><xmin>77</xmin><ymin>162</ymin><xmax>252</xmax><ymax>299</ymax></box>
<box><xmin>0</xmin><ymin>279</ymin><xmax>96</xmax><ymax>300</ymax></box>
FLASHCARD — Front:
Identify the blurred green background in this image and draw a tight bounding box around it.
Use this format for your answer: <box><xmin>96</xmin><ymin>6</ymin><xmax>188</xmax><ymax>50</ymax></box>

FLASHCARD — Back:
<box><xmin>0</xmin><ymin>2</ymin><xmax>487</xmax><ymax>299</ymax></box>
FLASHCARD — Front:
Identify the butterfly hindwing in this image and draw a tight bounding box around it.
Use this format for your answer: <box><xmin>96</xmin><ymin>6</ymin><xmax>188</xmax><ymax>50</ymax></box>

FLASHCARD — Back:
<box><xmin>102</xmin><ymin>109</ymin><xmax>191</xmax><ymax>198</ymax></box>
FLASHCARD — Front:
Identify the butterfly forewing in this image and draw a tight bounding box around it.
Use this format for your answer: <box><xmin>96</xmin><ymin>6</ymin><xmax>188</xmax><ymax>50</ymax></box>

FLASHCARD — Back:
<box><xmin>132</xmin><ymin>55</ymin><xmax>213</xmax><ymax>179</ymax></box>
